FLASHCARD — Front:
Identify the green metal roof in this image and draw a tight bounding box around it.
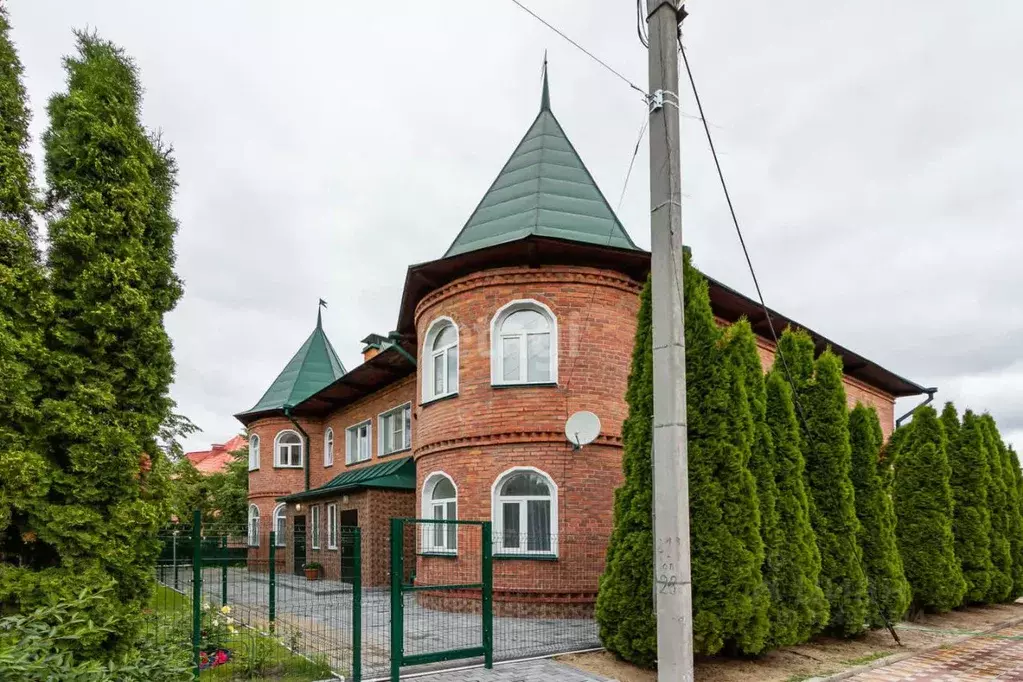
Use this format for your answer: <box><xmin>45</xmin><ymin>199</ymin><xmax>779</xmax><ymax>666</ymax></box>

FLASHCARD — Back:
<box><xmin>444</xmin><ymin>66</ymin><xmax>639</xmax><ymax>258</ymax></box>
<box><xmin>279</xmin><ymin>456</ymin><xmax>415</xmax><ymax>502</ymax></box>
<box><xmin>238</xmin><ymin>310</ymin><xmax>346</xmax><ymax>417</ymax></box>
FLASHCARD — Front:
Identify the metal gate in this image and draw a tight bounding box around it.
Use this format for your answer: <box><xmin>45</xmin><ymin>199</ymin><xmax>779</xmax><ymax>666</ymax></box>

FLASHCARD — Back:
<box><xmin>389</xmin><ymin>518</ymin><xmax>493</xmax><ymax>680</ymax></box>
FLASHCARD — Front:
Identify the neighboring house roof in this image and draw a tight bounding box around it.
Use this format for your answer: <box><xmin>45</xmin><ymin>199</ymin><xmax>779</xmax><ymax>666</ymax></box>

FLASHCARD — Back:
<box><xmin>278</xmin><ymin>456</ymin><xmax>415</xmax><ymax>503</ymax></box>
<box><xmin>444</xmin><ymin>65</ymin><xmax>638</xmax><ymax>258</ymax></box>
<box><xmin>185</xmin><ymin>434</ymin><xmax>247</xmax><ymax>475</ymax></box>
<box><xmin>236</xmin><ymin>309</ymin><xmax>346</xmax><ymax>421</ymax></box>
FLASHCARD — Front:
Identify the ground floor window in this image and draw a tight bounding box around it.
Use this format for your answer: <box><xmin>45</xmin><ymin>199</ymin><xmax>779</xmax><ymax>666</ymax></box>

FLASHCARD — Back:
<box><xmin>248</xmin><ymin>505</ymin><xmax>260</xmax><ymax>547</ymax></box>
<box><xmin>492</xmin><ymin>468</ymin><xmax>557</xmax><ymax>555</ymax></box>
<box><xmin>311</xmin><ymin>505</ymin><xmax>321</xmax><ymax>549</ymax></box>
<box><xmin>327</xmin><ymin>503</ymin><xmax>337</xmax><ymax>549</ymax></box>
<box><xmin>422</xmin><ymin>472</ymin><xmax>457</xmax><ymax>553</ymax></box>
<box><xmin>273</xmin><ymin>503</ymin><xmax>287</xmax><ymax>546</ymax></box>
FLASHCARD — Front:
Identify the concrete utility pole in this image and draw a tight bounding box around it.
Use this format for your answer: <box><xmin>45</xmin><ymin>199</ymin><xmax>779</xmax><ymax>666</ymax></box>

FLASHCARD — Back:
<box><xmin>645</xmin><ymin>1</ymin><xmax>694</xmax><ymax>680</ymax></box>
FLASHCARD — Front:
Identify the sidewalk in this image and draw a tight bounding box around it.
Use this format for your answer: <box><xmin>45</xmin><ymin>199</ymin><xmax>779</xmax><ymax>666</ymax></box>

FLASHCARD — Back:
<box><xmin>404</xmin><ymin>659</ymin><xmax>611</xmax><ymax>681</ymax></box>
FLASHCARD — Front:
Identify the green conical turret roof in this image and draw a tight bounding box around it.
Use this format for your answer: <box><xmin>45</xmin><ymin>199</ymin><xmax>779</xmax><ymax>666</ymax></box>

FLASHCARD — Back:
<box><xmin>239</xmin><ymin>308</ymin><xmax>346</xmax><ymax>417</ymax></box>
<box><xmin>444</xmin><ymin>64</ymin><xmax>639</xmax><ymax>258</ymax></box>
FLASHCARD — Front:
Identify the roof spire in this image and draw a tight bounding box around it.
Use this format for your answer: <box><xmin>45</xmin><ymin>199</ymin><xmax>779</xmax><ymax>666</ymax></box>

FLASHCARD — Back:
<box><xmin>540</xmin><ymin>51</ymin><xmax>550</xmax><ymax>111</ymax></box>
<box><xmin>317</xmin><ymin>298</ymin><xmax>327</xmax><ymax>328</ymax></box>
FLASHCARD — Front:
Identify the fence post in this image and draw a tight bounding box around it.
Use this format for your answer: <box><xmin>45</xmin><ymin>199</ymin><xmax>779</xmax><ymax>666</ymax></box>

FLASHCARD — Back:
<box><xmin>353</xmin><ymin>527</ymin><xmax>362</xmax><ymax>682</ymax></box>
<box><xmin>269</xmin><ymin>530</ymin><xmax>276</xmax><ymax>631</ymax></box>
<box><xmin>221</xmin><ymin>534</ymin><xmax>228</xmax><ymax>606</ymax></box>
<box><xmin>481</xmin><ymin>521</ymin><xmax>493</xmax><ymax>670</ymax></box>
<box><xmin>389</xmin><ymin>518</ymin><xmax>404</xmax><ymax>682</ymax></box>
<box><xmin>191</xmin><ymin>510</ymin><xmax>202</xmax><ymax>680</ymax></box>
<box><xmin>173</xmin><ymin>530</ymin><xmax>179</xmax><ymax>590</ymax></box>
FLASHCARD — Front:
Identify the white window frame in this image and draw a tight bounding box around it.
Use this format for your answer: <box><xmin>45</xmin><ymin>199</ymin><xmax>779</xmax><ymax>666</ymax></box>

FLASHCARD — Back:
<box><xmin>422</xmin><ymin>316</ymin><xmax>459</xmax><ymax>402</ymax></box>
<box><xmin>274</xmin><ymin>429</ymin><xmax>304</xmax><ymax>468</ymax></box>
<box><xmin>327</xmin><ymin>503</ymin><xmax>337</xmax><ymax>550</ymax></box>
<box><xmin>272</xmin><ymin>503</ymin><xmax>287</xmax><ymax>547</ymax></box>
<box><xmin>346</xmin><ymin>420</ymin><xmax>372</xmax><ymax>465</ymax></box>
<box><xmin>310</xmin><ymin>505</ymin><xmax>321</xmax><ymax>550</ymax></box>
<box><xmin>491</xmin><ymin>466</ymin><xmax>558</xmax><ymax>556</ymax></box>
<box><xmin>248</xmin><ymin>505</ymin><xmax>260</xmax><ymax>547</ymax></box>
<box><xmin>324</xmin><ymin>427</ymin><xmax>334</xmax><ymax>467</ymax></box>
<box><xmin>248</xmin><ymin>434</ymin><xmax>260</xmax><ymax>471</ymax></box>
<box><xmin>490</xmin><ymin>300</ymin><xmax>558</xmax><ymax>386</ymax></box>
<box><xmin>378</xmin><ymin>402</ymin><xmax>412</xmax><ymax>456</ymax></box>
<box><xmin>422</xmin><ymin>472</ymin><xmax>458</xmax><ymax>554</ymax></box>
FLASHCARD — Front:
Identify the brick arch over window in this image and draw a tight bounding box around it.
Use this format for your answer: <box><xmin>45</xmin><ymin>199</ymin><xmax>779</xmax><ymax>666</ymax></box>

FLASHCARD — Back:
<box><xmin>422</xmin><ymin>471</ymin><xmax>458</xmax><ymax>553</ymax></box>
<box><xmin>422</xmin><ymin>316</ymin><xmax>459</xmax><ymax>402</ymax></box>
<box><xmin>491</xmin><ymin>466</ymin><xmax>558</xmax><ymax>556</ymax></box>
<box><xmin>490</xmin><ymin>299</ymin><xmax>558</xmax><ymax>386</ymax></box>
<box><xmin>274</xmin><ymin>429</ymin><xmax>303</xmax><ymax>468</ymax></box>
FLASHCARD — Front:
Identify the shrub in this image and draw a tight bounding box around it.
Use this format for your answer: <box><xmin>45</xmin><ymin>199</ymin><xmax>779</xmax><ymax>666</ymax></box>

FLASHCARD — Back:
<box><xmin>949</xmin><ymin>410</ymin><xmax>994</xmax><ymax>604</ymax></box>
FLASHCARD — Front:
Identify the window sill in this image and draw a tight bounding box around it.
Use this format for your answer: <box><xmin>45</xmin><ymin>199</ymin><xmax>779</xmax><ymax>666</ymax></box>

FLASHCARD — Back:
<box><xmin>491</xmin><ymin>381</ymin><xmax>558</xmax><ymax>390</ymax></box>
<box><xmin>273</xmin><ymin>464</ymin><xmax>304</xmax><ymax>469</ymax></box>
<box><xmin>380</xmin><ymin>447</ymin><xmax>412</xmax><ymax>458</ymax></box>
<box><xmin>418</xmin><ymin>551</ymin><xmax>458</xmax><ymax>558</ymax></box>
<box><xmin>420</xmin><ymin>392</ymin><xmax>459</xmax><ymax>408</ymax></box>
<box><xmin>493</xmin><ymin>553</ymin><xmax>558</xmax><ymax>561</ymax></box>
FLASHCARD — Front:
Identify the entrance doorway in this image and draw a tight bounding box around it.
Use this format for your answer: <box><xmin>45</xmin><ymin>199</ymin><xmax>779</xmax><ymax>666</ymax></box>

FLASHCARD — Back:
<box><xmin>339</xmin><ymin>509</ymin><xmax>358</xmax><ymax>583</ymax></box>
<box><xmin>293</xmin><ymin>514</ymin><xmax>306</xmax><ymax>576</ymax></box>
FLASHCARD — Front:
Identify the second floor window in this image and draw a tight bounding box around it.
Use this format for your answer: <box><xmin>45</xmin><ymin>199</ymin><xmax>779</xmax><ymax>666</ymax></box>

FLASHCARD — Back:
<box><xmin>492</xmin><ymin>301</ymin><xmax>557</xmax><ymax>385</ymax></box>
<box><xmin>248</xmin><ymin>434</ymin><xmax>260</xmax><ymax>471</ymax></box>
<box><xmin>379</xmin><ymin>403</ymin><xmax>412</xmax><ymax>455</ymax></box>
<box><xmin>274</xmin><ymin>430</ymin><xmax>303</xmax><ymax>468</ymax></box>
<box><xmin>346</xmin><ymin>421</ymin><xmax>371</xmax><ymax>464</ymax></box>
<box><xmin>424</xmin><ymin>318</ymin><xmax>458</xmax><ymax>401</ymax></box>
<box><xmin>324</xmin><ymin>427</ymin><xmax>334</xmax><ymax>467</ymax></box>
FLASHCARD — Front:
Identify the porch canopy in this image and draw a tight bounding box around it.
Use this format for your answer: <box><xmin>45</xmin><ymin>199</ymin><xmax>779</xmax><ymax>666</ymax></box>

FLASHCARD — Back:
<box><xmin>278</xmin><ymin>456</ymin><xmax>415</xmax><ymax>504</ymax></box>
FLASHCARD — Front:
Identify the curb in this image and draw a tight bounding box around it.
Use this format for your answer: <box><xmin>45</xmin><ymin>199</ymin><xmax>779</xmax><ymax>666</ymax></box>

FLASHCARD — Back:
<box><xmin>814</xmin><ymin>612</ymin><xmax>1023</xmax><ymax>681</ymax></box>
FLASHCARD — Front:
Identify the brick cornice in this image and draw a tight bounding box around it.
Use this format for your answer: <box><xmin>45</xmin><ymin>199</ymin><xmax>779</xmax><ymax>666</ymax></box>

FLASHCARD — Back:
<box><xmin>414</xmin><ymin>429</ymin><xmax>623</xmax><ymax>458</ymax></box>
<box><xmin>415</xmin><ymin>266</ymin><xmax>642</xmax><ymax>327</ymax></box>
<box><xmin>248</xmin><ymin>490</ymin><xmax>292</xmax><ymax>501</ymax></box>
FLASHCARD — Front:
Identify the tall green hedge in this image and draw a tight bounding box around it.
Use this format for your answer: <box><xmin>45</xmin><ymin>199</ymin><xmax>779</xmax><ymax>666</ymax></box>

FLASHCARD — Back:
<box><xmin>596</xmin><ymin>280</ymin><xmax>656</xmax><ymax>666</ymax></box>
<box><xmin>802</xmin><ymin>347</ymin><xmax>870</xmax><ymax>635</ymax></box>
<box><xmin>848</xmin><ymin>404</ymin><xmax>910</xmax><ymax>626</ymax></box>
<box><xmin>0</xmin><ymin>3</ymin><xmax>52</xmax><ymax>552</ymax></box>
<box><xmin>764</xmin><ymin>370</ymin><xmax>829</xmax><ymax>644</ymax></box>
<box><xmin>981</xmin><ymin>415</ymin><xmax>1023</xmax><ymax>599</ymax></box>
<box><xmin>0</xmin><ymin>32</ymin><xmax>182</xmax><ymax>655</ymax></box>
<box><xmin>978</xmin><ymin>414</ymin><xmax>1014</xmax><ymax>602</ymax></box>
<box><xmin>949</xmin><ymin>409</ymin><xmax>994</xmax><ymax>604</ymax></box>
<box><xmin>894</xmin><ymin>406</ymin><xmax>966</xmax><ymax>612</ymax></box>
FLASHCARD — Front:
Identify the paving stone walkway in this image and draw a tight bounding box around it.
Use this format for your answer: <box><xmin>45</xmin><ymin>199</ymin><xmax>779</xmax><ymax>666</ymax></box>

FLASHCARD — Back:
<box><xmin>845</xmin><ymin>624</ymin><xmax>1023</xmax><ymax>681</ymax></box>
<box><xmin>407</xmin><ymin>659</ymin><xmax>611</xmax><ymax>681</ymax></box>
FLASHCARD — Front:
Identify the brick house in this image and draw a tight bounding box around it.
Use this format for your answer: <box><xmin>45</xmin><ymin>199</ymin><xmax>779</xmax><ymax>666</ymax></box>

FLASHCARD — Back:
<box><xmin>236</xmin><ymin>72</ymin><xmax>927</xmax><ymax>614</ymax></box>
<box><xmin>184</xmin><ymin>434</ymin><xmax>247</xmax><ymax>475</ymax></box>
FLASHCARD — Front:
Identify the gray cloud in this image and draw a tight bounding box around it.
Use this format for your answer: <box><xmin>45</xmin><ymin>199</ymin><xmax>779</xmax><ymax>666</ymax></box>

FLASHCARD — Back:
<box><xmin>8</xmin><ymin>0</ymin><xmax>1021</xmax><ymax>452</ymax></box>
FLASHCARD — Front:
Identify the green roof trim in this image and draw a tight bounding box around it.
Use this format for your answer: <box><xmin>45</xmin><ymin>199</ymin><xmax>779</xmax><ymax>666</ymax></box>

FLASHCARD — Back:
<box><xmin>279</xmin><ymin>456</ymin><xmax>415</xmax><ymax>502</ymax></box>
<box><xmin>239</xmin><ymin>309</ymin><xmax>346</xmax><ymax>417</ymax></box>
<box><xmin>443</xmin><ymin>66</ymin><xmax>639</xmax><ymax>258</ymax></box>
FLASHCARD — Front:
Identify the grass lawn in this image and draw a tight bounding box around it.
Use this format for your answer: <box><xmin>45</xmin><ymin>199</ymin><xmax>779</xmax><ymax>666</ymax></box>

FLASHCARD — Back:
<box><xmin>150</xmin><ymin>585</ymin><xmax>337</xmax><ymax>681</ymax></box>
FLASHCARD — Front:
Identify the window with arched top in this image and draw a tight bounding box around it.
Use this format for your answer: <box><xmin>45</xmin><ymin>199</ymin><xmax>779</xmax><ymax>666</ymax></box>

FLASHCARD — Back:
<box><xmin>422</xmin><ymin>472</ymin><xmax>458</xmax><ymax>553</ymax></box>
<box><xmin>324</xmin><ymin>428</ymin><xmax>334</xmax><ymax>467</ymax></box>
<box><xmin>273</xmin><ymin>503</ymin><xmax>287</xmax><ymax>547</ymax></box>
<box><xmin>249</xmin><ymin>434</ymin><xmax>260</xmax><ymax>471</ymax></box>
<box><xmin>274</xmin><ymin>430</ymin><xmax>303</xmax><ymax>468</ymax></box>
<box><xmin>492</xmin><ymin>468</ymin><xmax>557</xmax><ymax>556</ymax></box>
<box><xmin>423</xmin><ymin>317</ymin><xmax>458</xmax><ymax>401</ymax></box>
<box><xmin>248</xmin><ymin>505</ymin><xmax>260</xmax><ymax>547</ymax></box>
<box><xmin>491</xmin><ymin>301</ymin><xmax>558</xmax><ymax>385</ymax></box>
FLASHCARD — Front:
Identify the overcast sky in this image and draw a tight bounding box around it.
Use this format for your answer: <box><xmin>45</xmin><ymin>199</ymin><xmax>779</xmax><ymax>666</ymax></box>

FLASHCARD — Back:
<box><xmin>8</xmin><ymin>0</ymin><xmax>1022</xmax><ymax>454</ymax></box>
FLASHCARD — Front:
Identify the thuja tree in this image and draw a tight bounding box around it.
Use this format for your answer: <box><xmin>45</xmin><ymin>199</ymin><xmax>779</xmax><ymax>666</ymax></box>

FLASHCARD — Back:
<box><xmin>9</xmin><ymin>33</ymin><xmax>181</xmax><ymax>654</ymax></box>
<box><xmin>0</xmin><ymin>4</ymin><xmax>52</xmax><ymax>553</ymax></box>
<box><xmin>893</xmin><ymin>406</ymin><xmax>966</xmax><ymax>612</ymax></box>
<box><xmin>596</xmin><ymin>280</ymin><xmax>656</xmax><ymax>665</ymax></box>
<box><xmin>952</xmin><ymin>410</ymin><xmax>994</xmax><ymax>604</ymax></box>
<box><xmin>803</xmin><ymin>349</ymin><xmax>870</xmax><ymax>635</ymax></box>
<box><xmin>763</xmin><ymin>370</ymin><xmax>829</xmax><ymax>644</ymax></box>
<box><xmin>848</xmin><ymin>404</ymin><xmax>910</xmax><ymax>626</ymax></box>
<box><xmin>982</xmin><ymin>415</ymin><xmax>1023</xmax><ymax>599</ymax></box>
<box><xmin>685</xmin><ymin>253</ymin><xmax>768</xmax><ymax>655</ymax></box>
<box><xmin>979</xmin><ymin>413</ymin><xmax>1014</xmax><ymax>602</ymax></box>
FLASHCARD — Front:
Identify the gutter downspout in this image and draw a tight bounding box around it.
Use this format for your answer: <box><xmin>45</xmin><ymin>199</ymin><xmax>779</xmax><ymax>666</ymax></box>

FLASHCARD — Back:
<box><xmin>387</xmin><ymin>332</ymin><xmax>418</xmax><ymax>367</ymax></box>
<box><xmin>284</xmin><ymin>407</ymin><xmax>311</xmax><ymax>492</ymax></box>
<box><xmin>895</xmin><ymin>387</ymin><xmax>938</xmax><ymax>429</ymax></box>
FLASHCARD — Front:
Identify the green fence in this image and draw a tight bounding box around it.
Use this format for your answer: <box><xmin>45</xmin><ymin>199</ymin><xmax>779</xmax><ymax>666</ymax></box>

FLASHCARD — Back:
<box><xmin>149</xmin><ymin>510</ymin><xmax>362</xmax><ymax>681</ymax></box>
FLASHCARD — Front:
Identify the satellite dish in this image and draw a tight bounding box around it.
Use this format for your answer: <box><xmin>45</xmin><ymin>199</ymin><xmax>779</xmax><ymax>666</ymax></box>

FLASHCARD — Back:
<box><xmin>565</xmin><ymin>411</ymin><xmax>601</xmax><ymax>450</ymax></box>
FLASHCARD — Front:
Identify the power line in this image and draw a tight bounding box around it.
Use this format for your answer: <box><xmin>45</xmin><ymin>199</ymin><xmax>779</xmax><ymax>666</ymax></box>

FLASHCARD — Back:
<box><xmin>507</xmin><ymin>0</ymin><xmax>648</xmax><ymax>97</ymax></box>
<box><xmin>616</xmin><ymin>114</ymin><xmax>650</xmax><ymax>217</ymax></box>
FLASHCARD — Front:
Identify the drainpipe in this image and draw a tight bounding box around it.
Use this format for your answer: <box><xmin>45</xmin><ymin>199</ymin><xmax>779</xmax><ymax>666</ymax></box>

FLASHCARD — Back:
<box><xmin>895</xmin><ymin>387</ymin><xmax>939</xmax><ymax>429</ymax></box>
<box><xmin>386</xmin><ymin>332</ymin><xmax>418</xmax><ymax>367</ymax></box>
<box><xmin>284</xmin><ymin>407</ymin><xmax>311</xmax><ymax>492</ymax></box>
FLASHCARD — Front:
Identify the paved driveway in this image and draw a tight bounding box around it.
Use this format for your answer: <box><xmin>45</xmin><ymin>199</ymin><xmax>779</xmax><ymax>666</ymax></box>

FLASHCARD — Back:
<box><xmin>846</xmin><ymin>624</ymin><xmax>1023</xmax><ymax>681</ymax></box>
<box><xmin>407</xmin><ymin>659</ymin><xmax>611</xmax><ymax>681</ymax></box>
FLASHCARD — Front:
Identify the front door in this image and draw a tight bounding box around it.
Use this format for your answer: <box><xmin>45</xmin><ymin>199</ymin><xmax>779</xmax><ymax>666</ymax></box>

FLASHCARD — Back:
<box><xmin>339</xmin><ymin>509</ymin><xmax>358</xmax><ymax>583</ymax></box>
<box><xmin>293</xmin><ymin>514</ymin><xmax>306</xmax><ymax>576</ymax></box>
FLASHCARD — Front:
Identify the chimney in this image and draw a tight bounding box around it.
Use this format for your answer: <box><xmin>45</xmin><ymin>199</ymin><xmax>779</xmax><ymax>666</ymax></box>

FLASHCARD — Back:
<box><xmin>363</xmin><ymin>346</ymin><xmax>381</xmax><ymax>362</ymax></box>
<box><xmin>360</xmin><ymin>333</ymin><xmax>390</xmax><ymax>364</ymax></box>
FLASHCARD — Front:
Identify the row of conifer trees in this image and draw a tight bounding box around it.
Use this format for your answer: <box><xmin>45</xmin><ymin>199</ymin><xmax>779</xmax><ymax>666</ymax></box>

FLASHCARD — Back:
<box><xmin>595</xmin><ymin>253</ymin><xmax>1023</xmax><ymax>666</ymax></box>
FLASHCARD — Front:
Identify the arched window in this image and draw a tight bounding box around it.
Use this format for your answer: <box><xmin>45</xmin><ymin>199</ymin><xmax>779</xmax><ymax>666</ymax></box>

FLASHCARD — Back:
<box><xmin>324</xmin><ymin>428</ymin><xmax>334</xmax><ymax>467</ymax></box>
<box><xmin>274</xmin><ymin>430</ymin><xmax>303</xmax><ymax>468</ymax></box>
<box><xmin>491</xmin><ymin>300</ymin><xmax>558</xmax><ymax>385</ymax></box>
<box><xmin>423</xmin><ymin>317</ymin><xmax>458</xmax><ymax>401</ymax></box>
<box><xmin>248</xmin><ymin>505</ymin><xmax>260</xmax><ymax>547</ymax></box>
<box><xmin>422</xmin><ymin>473</ymin><xmax>457</xmax><ymax>553</ymax></box>
<box><xmin>492</xmin><ymin>468</ymin><xmax>557</xmax><ymax>555</ymax></box>
<box><xmin>273</xmin><ymin>503</ymin><xmax>287</xmax><ymax>547</ymax></box>
<box><xmin>249</xmin><ymin>434</ymin><xmax>260</xmax><ymax>471</ymax></box>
